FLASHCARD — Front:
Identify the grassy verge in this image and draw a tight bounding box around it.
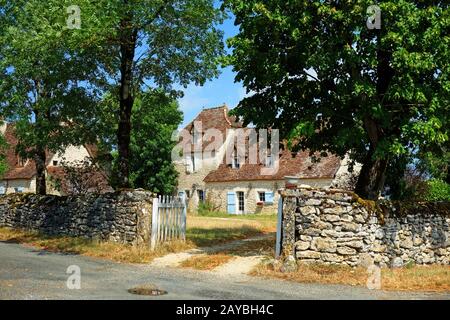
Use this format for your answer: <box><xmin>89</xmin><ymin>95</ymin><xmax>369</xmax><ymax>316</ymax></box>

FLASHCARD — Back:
<box><xmin>0</xmin><ymin>227</ymin><xmax>194</xmax><ymax>264</ymax></box>
<box><xmin>187</xmin><ymin>215</ymin><xmax>277</xmax><ymax>247</ymax></box>
<box><xmin>180</xmin><ymin>254</ymin><xmax>234</xmax><ymax>270</ymax></box>
<box><xmin>219</xmin><ymin>236</ymin><xmax>276</xmax><ymax>257</ymax></box>
<box><xmin>252</xmin><ymin>262</ymin><xmax>450</xmax><ymax>293</ymax></box>
<box><xmin>196</xmin><ymin>210</ymin><xmax>278</xmax><ymax>222</ymax></box>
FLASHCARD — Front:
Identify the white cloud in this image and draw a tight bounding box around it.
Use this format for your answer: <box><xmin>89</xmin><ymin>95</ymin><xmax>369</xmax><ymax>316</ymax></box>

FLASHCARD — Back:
<box><xmin>237</xmin><ymin>86</ymin><xmax>255</xmax><ymax>101</ymax></box>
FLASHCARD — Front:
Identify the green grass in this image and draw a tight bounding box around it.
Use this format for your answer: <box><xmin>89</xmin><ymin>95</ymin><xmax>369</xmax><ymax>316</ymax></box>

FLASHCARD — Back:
<box><xmin>186</xmin><ymin>215</ymin><xmax>277</xmax><ymax>247</ymax></box>
<box><xmin>196</xmin><ymin>210</ymin><xmax>278</xmax><ymax>222</ymax></box>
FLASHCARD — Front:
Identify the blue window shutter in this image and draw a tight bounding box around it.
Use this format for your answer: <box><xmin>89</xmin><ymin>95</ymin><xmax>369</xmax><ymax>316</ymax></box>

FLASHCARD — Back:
<box><xmin>265</xmin><ymin>192</ymin><xmax>274</xmax><ymax>204</ymax></box>
<box><xmin>227</xmin><ymin>192</ymin><xmax>236</xmax><ymax>214</ymax></box>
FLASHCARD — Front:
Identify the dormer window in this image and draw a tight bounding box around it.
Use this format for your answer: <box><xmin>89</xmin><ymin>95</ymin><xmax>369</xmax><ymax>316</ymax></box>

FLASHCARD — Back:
<box><xmin>232</xmin><ymin>150</ymin><xmax>240</xmax><ymax>169</ymax></box>
<box><xmin>185</xmin><ymin>153</ymin><xmax>196</xmax><ymax>173</ymax></box>
<box><xmin>53</xmin><ymin>160</ymin><xmax>58</xmax><ymax>166</ymax></box>
<box><xmin>16</xmin><ymin>156</ymin><xmax>27</xmax><ymax>167</ymax></box>
<box><xmin>191</xmin><ymin>154</ymin><xmax>196</xmax><ymax>172</ymax></box>
<box><xmin>266</xmin><ymin>155</ymin><xmax>274</xmax><ymax>168</ymax></box>
<box><xmin>192</xmin><ymin>129</ymin><xmax>201</xmax><ymax>145</ymax></box>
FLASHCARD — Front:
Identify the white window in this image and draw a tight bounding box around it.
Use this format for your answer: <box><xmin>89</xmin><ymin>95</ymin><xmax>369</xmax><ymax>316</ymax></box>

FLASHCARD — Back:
<box><xmin>14</xmin><ymin>187</ymin><xmax>24</xmax><ymax>193</ymax></box>
<box><xmin>185</xmin><ymin>154</ymin><xmax>195</xmax><ymax>173</ymax></box>
<box><xmin>17</xmin><ymin>156</ymin><xmax>27</xmax><ymax>167</ymax></box>
<box><xmin>237</xmin><ymin>191</ymin><xmax>245</xmax><ymax>214</ymax></box>
<box><xmin>193</xmin><ymin>129</ymin><xmax>201</xmax><ymax>145</ymax></box>
<box><xmin>258</xmin><ymin>192</ymin><xmax>266</xmax><ymax>202</ymax></box>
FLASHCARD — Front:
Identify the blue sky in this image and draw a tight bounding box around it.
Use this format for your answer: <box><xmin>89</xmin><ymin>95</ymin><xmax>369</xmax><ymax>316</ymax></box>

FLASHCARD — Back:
<box><xmin>177</xmin><ymin>16</ymin><xmax>245</xmax><ymax>127</ymax></box>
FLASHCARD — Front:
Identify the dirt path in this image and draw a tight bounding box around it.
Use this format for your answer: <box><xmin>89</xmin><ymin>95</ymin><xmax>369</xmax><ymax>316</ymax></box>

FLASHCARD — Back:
<box><xmin>212</xmin><ymin>255</ymin><xmax>265</xmax><ymax>276</ymax></box>
<box><xmin>150</xmin><ymin>234</ymin><xmax>272</xmax><ymax>269</ymax></box>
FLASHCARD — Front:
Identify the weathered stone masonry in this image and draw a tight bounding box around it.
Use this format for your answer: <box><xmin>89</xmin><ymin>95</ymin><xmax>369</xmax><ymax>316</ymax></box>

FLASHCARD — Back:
<box><xmin>0</xmin><ymin>190</ymin><xmax>153</xmax><ymax>245</ymax></box>
<box><xmin>280</xmin><ymin>188</ymin><xmax>450</xmax><ymax>267</ymax></box>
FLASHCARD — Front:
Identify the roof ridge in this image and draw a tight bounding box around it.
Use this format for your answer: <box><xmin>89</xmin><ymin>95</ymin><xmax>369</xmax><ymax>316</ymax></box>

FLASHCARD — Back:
<box><xmin>201</xmin><ymin>104</ymin><xmax>228</xmax><ymax>111</ymax></box>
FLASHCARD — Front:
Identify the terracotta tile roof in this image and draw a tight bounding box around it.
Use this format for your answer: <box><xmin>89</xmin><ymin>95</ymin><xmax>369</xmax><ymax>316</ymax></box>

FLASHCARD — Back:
<box><xmin>0</xmin><ymin>123</ymin><xmax>103</xmax><ymax>184</ymax></box>
<box><xmin>204</xmin><ymin>149</ymin><xmax>341</xmax><ymax>182</ymax></box>
<box><xmin>182</xmin><ymin>105</ymin><xmax>242</xmax><ymax>151</ymax></box>
<box><xmin>2</xmin><ymin>123</ymin><xmax>42</xmax><ymax>180</ymax></box>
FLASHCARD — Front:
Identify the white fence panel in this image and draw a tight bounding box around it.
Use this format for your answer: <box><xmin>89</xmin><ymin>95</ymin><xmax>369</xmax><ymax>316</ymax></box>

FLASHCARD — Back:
<box><xmin>151</xmin><ymin>195</ymin><xmax>187</xmax><ymax>250</ymax></box>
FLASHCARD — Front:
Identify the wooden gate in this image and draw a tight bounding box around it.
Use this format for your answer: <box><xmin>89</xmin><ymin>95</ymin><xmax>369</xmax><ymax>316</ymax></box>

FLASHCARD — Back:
<box><xmin>151</xmin><ymin>195</ymin><xmax>187</xmax><ymax>250</ymax></box>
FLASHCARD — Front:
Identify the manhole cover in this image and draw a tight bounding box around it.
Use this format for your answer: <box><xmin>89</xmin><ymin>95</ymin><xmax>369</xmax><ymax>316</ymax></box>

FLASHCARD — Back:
<box><xmin>128</xmin><ymin>284</ymin><xmax>168</xmax><ymax>296</ymax></box>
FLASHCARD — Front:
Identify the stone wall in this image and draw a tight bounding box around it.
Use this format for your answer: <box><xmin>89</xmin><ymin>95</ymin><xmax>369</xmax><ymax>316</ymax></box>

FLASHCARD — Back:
<box><xmin>280</xmin><ymin>188</ymin><xmax>450</xmax><ymax>267</ymax></box>
<box><xmin>0</xmin><ymin>190</ymin><xmax>153</xmax><ymax>245</ymax></box>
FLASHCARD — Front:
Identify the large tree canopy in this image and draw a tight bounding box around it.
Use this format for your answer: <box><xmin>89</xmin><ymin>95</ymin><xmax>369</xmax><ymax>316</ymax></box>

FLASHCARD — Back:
<box><xmin>0</xmin><ymin>0</ymin><xmax>102</xmax><ymax>194</ymax></box>
<box><xmin>0</xmin><ymin>132</ymin><xmax>7</xmax><ymax>178</ymax></box>
<box><xmin>0</xmin><ymin>0</ymin><xmax>225</xmax><ymax>193</ymax></box>
<box><xmin>100</xmin><ymin>90</ymin><xmax>183</xmax><ymax>194</ymax></box>
<box><xmin>128</xmin><ymin>92</ymin><xmax>182</xmax><ymax>194</ymax></box>
<box><xmin>225</xmin><ymin>0</ymin><xmax>450</xmax><ymax>199</ymax></box>
<box><xmin>81</xmin><ymin>0</ymin><xmax>225</xmax><ymax>188</ymax></box>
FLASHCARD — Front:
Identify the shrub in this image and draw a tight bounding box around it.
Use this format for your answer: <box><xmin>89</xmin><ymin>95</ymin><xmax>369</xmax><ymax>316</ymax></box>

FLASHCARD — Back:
<box><xmin>197</xmin><ymin>201</ymin><xmax>216</xmax><ymax>215</ymax></box>
<box><xmin>425</xmin><ymin>179</ymin><xmax>450</xmax><ymax>202</ymax></box>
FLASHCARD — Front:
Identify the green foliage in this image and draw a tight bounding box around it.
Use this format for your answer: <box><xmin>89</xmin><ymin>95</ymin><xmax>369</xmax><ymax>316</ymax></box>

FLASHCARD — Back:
<box><xmin>197</xmin><ymin>201</ymin><xmax>217</xmax><ymax>215</ymax></box>
<box><xmin>417</xmin><ymin>149</ymin><xmax>450</xmax><ymax>183</ymax></box>
<box><xmin>0</xmin><ymin>0</ymin><xmax>102</xmax><ymax>193</ymax></box>
<box><xmin>106</xmin><ymin>90</ymin><xmax>183</xmax><ymax>194</ymax></box>
<box><xmin>75</xmin><ymin>0</ymin><xmax>226</xmax><ymax>187</ymax></box>
<box><xmin>425</xmin><ymin>179</ymin><xmax>450</xmax><ymax>202</ymax></box>
<box><xmin>1</xmin><ymin>0</ymin><xmax>225</xmax><ymax>191</ymax></box>
<box><xmin>225</xmin><ymin>0</ymin><xmax>450</xmax><ymax>197</ymax></box>
<box><xmin>129</xmin><ymin>92</ymin><xmax>183</xmax><ymax>194</ymax></box>
<box><xmin>86</xmin><ymin>0</ymin><xmax>226</xmax><ymax>93</ymax></box>
<box><xmin>0</xmin><ymin>134</ymin><xmax>7</xmax><ymax>178</ymax></box>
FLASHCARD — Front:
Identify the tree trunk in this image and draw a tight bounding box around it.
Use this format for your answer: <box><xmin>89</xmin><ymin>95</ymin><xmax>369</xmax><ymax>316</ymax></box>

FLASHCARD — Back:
<box><xmin>116</xmin><ymin>14</ymin><xmax>137</xmax><ymax>188</ymax></box>
<box><xmin>35</xmin><ymin>147</ymin><xmax>47</xmax><ymax>195</ymax></box>
<box><xmin>354</xmin><ymin>30</ymin><xmax>394</xmax><ymax>200</ymax></box>
<box><xmin>32</xmin><ymin>91</ymin><xmax>48</xmax><ymax>195</ymax></box>
<box><xmin>355</xmin><ymin>148</ymin><xmax>388</xmax><ymax>200</ymax></box>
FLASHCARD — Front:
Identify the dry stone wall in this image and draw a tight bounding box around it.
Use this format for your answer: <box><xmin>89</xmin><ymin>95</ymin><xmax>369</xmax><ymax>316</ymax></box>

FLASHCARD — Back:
<box><xmin>0</xmin><ymin>190</ymin><xmax>153</xmax><ymax>245</ymax></box>
<box><xmin>280</xmin><ymin>188</ymin><xmax>450</xmax><ymax>267</ymax></box>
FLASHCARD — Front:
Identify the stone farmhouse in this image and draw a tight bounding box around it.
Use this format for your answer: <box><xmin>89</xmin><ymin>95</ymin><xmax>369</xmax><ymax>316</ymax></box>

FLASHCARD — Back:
<box><xmin>175</xmin><ymin>105</ymin><xmax>357</xmax><ymax>214</ymax></box>
<box><xmin>0</xmin><ymin>122</ymin><xmax>111</xmax><ymax>195</ymax></box>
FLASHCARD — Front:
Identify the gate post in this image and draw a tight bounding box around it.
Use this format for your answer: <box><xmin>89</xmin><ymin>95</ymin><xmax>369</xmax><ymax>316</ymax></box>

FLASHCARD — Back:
<box><xmin>151</xmin><ymin>197</ymin><xmax>159</xmax><ymax>250</ymax></box>
<box><xmin>275</xmin><ymin>194</ymin><xmax>283</xmax><ymax>258</ymax></box>
<box><xmin>181</xmin><ymin>192</ymin><xmax>187</xmax><ymax>241</ymax></box>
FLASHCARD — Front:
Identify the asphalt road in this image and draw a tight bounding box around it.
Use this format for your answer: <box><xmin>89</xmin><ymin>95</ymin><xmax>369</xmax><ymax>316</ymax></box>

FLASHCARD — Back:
<box><xmin>0</xmin><ymin>242</ymin><xmax>448</xmax><ymax>300</ymax></box>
